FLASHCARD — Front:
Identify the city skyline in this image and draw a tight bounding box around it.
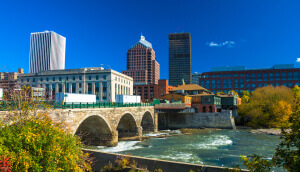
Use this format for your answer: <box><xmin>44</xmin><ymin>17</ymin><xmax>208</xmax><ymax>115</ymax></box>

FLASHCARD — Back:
<box><xmin>1</xmin><ymin>1</ymin><xmax>300</xmax><ymax>80</ymax></box>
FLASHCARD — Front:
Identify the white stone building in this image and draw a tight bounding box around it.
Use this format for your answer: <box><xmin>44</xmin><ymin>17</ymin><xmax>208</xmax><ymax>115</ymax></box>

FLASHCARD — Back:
<box><xmin>18</xmin><ymin>67</ymin><xmax>133</xmax><ymax>102</ymax></box>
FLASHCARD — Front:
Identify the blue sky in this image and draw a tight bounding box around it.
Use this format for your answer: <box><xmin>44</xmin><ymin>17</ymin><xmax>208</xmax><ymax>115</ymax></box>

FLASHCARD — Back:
<box><xmin>1</xmin><ymin>0</ymin><xmax>300</xmax><ymax>79</ymax></box>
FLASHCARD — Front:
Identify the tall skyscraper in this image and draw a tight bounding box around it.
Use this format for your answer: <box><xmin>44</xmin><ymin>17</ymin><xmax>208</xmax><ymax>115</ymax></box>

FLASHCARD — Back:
<box><xmin>169</xmin><ymin>33</ymin><xmax>192</xmax><ymax>86</ymax></box>
<box><xmin>29</xmin><ymin>31</ymin><xmax>66</xmax><ymax>73</ymax></box>
<box><xmin>123</xmin><ymin>35</ymin><xmax>160</xmax><ymax>84</ymax></box>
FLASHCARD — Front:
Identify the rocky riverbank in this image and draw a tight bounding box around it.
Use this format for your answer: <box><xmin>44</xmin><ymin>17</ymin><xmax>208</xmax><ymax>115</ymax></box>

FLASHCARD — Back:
<box><xmin>249</xmin><ymin>128</ymin><xmax>291</xmax><ymax>135</ymax></box>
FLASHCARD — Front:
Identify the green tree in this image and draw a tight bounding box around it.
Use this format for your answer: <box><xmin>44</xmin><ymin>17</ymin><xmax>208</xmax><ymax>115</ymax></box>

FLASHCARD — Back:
<box><xmin>273</xmin><ymin>112</ymin><xmax>300</xmax><ymax>171</ymax></box>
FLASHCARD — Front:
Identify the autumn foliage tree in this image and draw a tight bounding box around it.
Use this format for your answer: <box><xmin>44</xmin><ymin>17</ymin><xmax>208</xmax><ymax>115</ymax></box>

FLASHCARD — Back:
<box><xmin>0</xmin><ymin>88</ymin><xmax>92</xmax><ymax>171</ymax></box>
<box><xmin>238</xmin><ymin>85</ymin><xmax>294</xmax><ymax>128</ymax></box>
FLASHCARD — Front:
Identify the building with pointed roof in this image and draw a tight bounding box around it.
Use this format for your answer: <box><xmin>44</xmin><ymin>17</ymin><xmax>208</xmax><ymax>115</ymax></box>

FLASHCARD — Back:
<box><xmin>123</xmin><ymin>35</ymin><xmax>160</xmax><ymax>85</ymax></box>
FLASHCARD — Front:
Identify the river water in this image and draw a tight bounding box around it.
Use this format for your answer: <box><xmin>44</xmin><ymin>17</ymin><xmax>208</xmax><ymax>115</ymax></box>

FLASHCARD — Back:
<box><xmin>90</xmin><ymin>129</ymin><xmax>285</xmax><ymax>171</ymax></box>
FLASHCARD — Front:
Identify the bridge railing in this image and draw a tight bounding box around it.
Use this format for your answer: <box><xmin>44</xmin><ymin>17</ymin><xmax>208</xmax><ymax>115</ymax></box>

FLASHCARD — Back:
<box><xmin>0</xmin><ymin>101</ymin><xmax>154</xmax><ymax>111</ymax></box>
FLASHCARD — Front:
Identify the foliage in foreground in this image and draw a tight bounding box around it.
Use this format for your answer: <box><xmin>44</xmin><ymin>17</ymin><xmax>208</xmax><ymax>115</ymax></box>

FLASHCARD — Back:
<box><xmin>241</xmin><ymin>112</ymin><xmax>300</xmax><ymax>171</ymax></box>
<box><xmin>0</xmin><ymin>94</ymin><xmax>92</xmax><ymax>171</ymax></box>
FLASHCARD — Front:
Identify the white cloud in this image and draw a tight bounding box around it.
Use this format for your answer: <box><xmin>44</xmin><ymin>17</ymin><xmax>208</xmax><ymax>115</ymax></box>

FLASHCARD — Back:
<box><xmin>297</xmin><ymin>58</ymin><xmax>300</xmax><ymax>62</ymax></box>
<box><xmin>207</xmin><ymin>41</ymin><xmax>236</xmax><ymax>48</ymax></box>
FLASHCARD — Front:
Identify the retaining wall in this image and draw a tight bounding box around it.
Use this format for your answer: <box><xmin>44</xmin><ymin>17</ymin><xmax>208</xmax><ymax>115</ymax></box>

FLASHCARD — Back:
<box><xmin>158</xmin><ymin>110</ymin><xmax>236</xmax><ymax>130</ymax></box>
<box><xmin>84</xmin><ymin>149</ymin><xmax>247</xmax><ymax>172</ymax></box>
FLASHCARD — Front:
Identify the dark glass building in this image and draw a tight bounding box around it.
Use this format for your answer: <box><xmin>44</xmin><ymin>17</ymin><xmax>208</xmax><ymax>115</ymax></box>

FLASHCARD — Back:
<box><xmin>199</xmin><ymin>64</ymin><xmax>300</xmax><ymax>94</ymax></box>
<box><xmin>169</xmin><ymin>33</ymin><xmax>192</xmax><ymax>86</ymax></box>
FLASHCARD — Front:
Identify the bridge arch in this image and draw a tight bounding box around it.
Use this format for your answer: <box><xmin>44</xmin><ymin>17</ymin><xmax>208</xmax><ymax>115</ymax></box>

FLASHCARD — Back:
<box><xmin>117</xmin><ymin>112</ymin><xmax>138</xmax><ymax>138</ymax></box>
<box><xmin>141</xmin><ymin>110</ymin><xmax>154</xmax><ymax>132</ymax></box>
<box><xmin>74</xmin><ymin>114</ymin><xmax>112</xmax><ymax>146</ymax></box>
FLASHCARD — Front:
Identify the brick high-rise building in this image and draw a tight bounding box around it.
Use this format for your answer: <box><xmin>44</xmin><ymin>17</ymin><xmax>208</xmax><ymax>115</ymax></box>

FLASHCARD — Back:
<box><xmin>123</xmin><ymin>35</ymin><xmax>160</xmax><ymax>84</ymax></box>
<box><xmin>169</xmin><ymin>33</ymin><xmax>192</xmax><ymax>86</ymax></box>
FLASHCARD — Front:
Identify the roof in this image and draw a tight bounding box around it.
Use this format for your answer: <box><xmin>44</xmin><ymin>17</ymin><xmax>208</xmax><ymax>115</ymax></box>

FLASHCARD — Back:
<box><xmin>188</xmin><ymin>92</ymin><xmax>212</xmax><ymax>97</ymax></box>
<box><xmin>131</xmin><ymin>35</ymin><xmax>152</xmax><ymax>48</ymax></box>
<box><xmin>169</xmin><ymin>84</ymin><xmax>209</xmax><ymax>92</ymax></box>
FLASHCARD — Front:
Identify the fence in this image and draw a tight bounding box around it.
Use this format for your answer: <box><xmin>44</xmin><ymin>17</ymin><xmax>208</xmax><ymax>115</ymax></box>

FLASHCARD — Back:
<box><xmin>0</xmin><ymin>101</ymin><xmax>153</xmax><ymax>111</ymax></box>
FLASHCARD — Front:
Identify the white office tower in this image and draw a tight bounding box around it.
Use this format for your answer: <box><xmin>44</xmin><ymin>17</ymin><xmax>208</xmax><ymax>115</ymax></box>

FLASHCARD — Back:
<box><xmin>29</xmin><ymin>31</ymin><xmax>66</xmax><ymax>73</ymax></box>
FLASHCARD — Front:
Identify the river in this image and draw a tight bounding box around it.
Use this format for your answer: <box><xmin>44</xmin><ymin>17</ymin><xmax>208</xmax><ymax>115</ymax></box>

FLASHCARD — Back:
<box><xmin>90</xmin><ymin>129</ymin><xmax>285</xmax><ymax>171</ymax></box>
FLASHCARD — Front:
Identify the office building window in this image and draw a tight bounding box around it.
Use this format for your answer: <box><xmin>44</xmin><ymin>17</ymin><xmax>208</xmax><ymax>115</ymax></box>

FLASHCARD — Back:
<box><xmin>53</xmin><ymin>77</ymin><xmax>55</xmax><ymax>81</ymax></box>
<box><xmin>228</xmin><ymin>74</ymin><xmax>233</xmax><ymax>77</ymax></box>
<box><xmin>234</xmin><ymin>74</ymin><xmax>238</xmax><ymax>77</ymax></box>
<box><xmin>96</xmin><ymin>75</ymin><xmax>99</xmax><ymax>80</ymax></box>
<box><xmin>217</xmin><ymin>80</ymin><xmax>221</xmax><ymax>89</ymax></box>
<box><xmin>212</xmin><ymin>80</ymin><xmax>216</xmax><ymax>89</ymax></box>
<box><xmin>205</xmin><ymin>80</ymin><xmax>210</xmax><ymax>89</ymax></box>
<box><xmin>234</xmin><ymin>79</ymin><xmax>239</xmax><ymax>88</ymax></box>
<box><xmin>239</xmin><ymin>74</ymin><xmax>245</xmax><ymax>76</ymax></box>
<box><xmin>103</xmin><ymin>75</ymin><xmax>106</xmax><ymax>80</ymax></box>
<box><xmin>252</xmin><ymin>84</ymin><xmax>256</xmax><ymax>88</ymax></box>
<box><xmin>240</xmin><ymin>79</ymin><xmax>244</xmax><ymax>88</ymax></box>
<box><xmin>276</xmin><ymin>83</ymin><xmax>280</xmax><ymax>86</ymax></box>
<box><xmin>294</xmin><ymin>72</ymin><xmax>299</xmax><ymax>80</ymax></box>
<box><xmin>251</xmin><ymin>73</ymin><xmax>256</xmax><ymax>81</ymax></box>
<box><xmin>296</xmin><ymin>83</ymin><xmax>299</xmax><ymax>86</ymax></box>
<box><xmin>89</xmin><ymin>76</ymin><xmax>92</xmax><ymax>80</ymax></box>
<box><xmin>95</xmin><ymin>83</ymin><xmax>99</xmax><ymax>100</ymax></box>
<box><xmin>288</xmin><ymin>83</ymin><xmax>293</xmax><ymax>87</ymax></box>
<box><xmin>87</xmin><ymin>83</ymin><xmax>92</xmax><ymax>94</ymax></box>
<box><xmin>79</xmin><ymin>83</ymin><xmax>82</xmax><ymax>88</ymax></box>
<box><xmin>73</xmin><ymin>76</ymin><xmax>75</xmax><ymax>81</ymax></box>
<box><xmin>59</xmin><ymin>77</ymin><xmax>62</xmax><ymax>81</ymax></box>
<box><xmin>27</xmin><ymin>79</ymin><xmax>29</xmax><ymax>82</ymax></box>
<box><xmin>79</xmin><ymin>76</ymin><xmax>82</xmax><ymax>80</ymax></box>
<box><xmin>40</xmin><ymin>78</ymin><xmax>43</xmax><ymax>82</ymax></box>
<box><xmin>103</xmin><ymin>82</ymin><xmax>107</xmax><ymax>100</ymax></box>
<box><xmin>223</xmin><ymin>79</ymin><xmax>227</xmax><ymax>88</ymax></box>
<box><xmin>200</xmin><ymin>81</ymin><xmax>205</xmax><ymax>88</ymax></box>
<box><xmin>271</xmin><ymin>83</ymin><xmax>275</xmax><ymax>87</ymax></box>
<box><xmin>263</xmin><ymin>83</ymin><xmax>268</xmax><ymax>86</ymax></box>
<box><xmin>258</xmin><ymin>83</ymin><xmax>262</xmax><ymax>87</ymax></box>
<box><xmin>263</xmin><ymin>73</ymin><xmax>268</xmax><ymax>81</ymax></box>
<box><xmin>257</xmin><ymin>73</ymin><xmax>262</xmax><ymax>81</ymax></box>
<box><xmin>275</xmin><ymin>73</ymin><xmax>280</xmax><ymax>80</ymax></box>
<box><xmin>228</xmin><ymin>79</ymin><xmax>232</xmax><ymax>88</ymax></box>
<box><xmin>33</xmin><ymin>78</ymin><xmax>35</xmax><ymax>82</ymax></box>
<box><xmin>288</xmin><ymin>72</ymin><xmax>293</xmax><ymax>80</ymax></box>
<box><xmin>222</xmin><ymin>74</ymin><xmax>227</xmax><ymax>77</ymax></box>
<box><xmin>59</xmin><ymin>84</ymin><xmax>62</xmax><ymax>93</ymax></box>
<box><xmin>65</xmin><ymin>83</ymin><xmax>69</xmax><ymax>93</ymax></box>
<box><xmin>46</xmin><ymin>78</ymin><xmax>49</xmax><ymax>82</ymax></box>
<box><xmin>282</xmin><ymin>83</ymin><xmax>287</xmax><ymax>87</ymax></box>
<box><xmin>269</xmin><ymin>73</ymin><xmax>274</xmax><ymax>81</ymax></box>
<box><xmin>281</xmin><ymin>72</ymin><xmax>286</xmax><ymax>80</ymax></box>
<box><xmin>72</xmin><ymin>83</ymin><xmax>76</xmax><ymax>93</ymax></box>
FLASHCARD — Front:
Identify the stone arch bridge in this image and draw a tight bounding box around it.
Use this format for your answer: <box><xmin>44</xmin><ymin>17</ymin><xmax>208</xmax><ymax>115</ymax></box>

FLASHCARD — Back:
<box><xmin>47</xmin><ymin>106</ymin><xmax>156</xmax><ymax>146</ymax></box>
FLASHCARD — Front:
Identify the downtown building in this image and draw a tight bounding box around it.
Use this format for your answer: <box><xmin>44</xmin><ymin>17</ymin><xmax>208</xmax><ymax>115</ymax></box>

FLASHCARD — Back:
<box><xmin>29</xmin><ymin>31</ymin><xmax>66</xmax><ymax>73</ymax></box>
<box><xmin>199</xmin><ymin>64</ymin><xmax>300</xmax><ymax>94</ymax></box>
<box><xmin>123</xmin><ymin>35</ymin><xmax>160</xmax><ymax>84</ymax></box>
<box><xmin>18</xmin><ymin>67</ymin><xmax>133</xmax><ymax>102</ymax></box>
<box><xmin>169</xmin><ymin>33</ymin><xmax>192</xmax><ymax>86</ymax></box>
<box><xmin>133</xmin><ymin>79</ymin><xmax>175</xmax><ymax>102</ymax></box>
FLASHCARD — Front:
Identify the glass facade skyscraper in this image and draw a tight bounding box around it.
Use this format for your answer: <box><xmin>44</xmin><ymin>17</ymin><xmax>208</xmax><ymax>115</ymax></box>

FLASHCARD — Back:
<box><xmin>169</xmin><ymin>33</ymin><xmax>192</xmax><ymax>86</ymax></box>
<box><xmin>29</xmin><ymin>31</ymin><xmax>66</xmax><ymax>73</ymax></box>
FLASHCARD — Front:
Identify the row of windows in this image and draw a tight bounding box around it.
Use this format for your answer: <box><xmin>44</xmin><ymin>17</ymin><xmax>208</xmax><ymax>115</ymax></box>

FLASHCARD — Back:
<box><xmin>211</xmin><ymin>83</ymin><xmax>300</xmax><ymax>94</ymax></box>
<box><xmin>203</xmin><ymin>72</ymin><xmax>300</xmax><ymax>80</ymax></box>
<box><xmin>22</xmin><ymin>75</ymin><xmax>107</xmax><ymax>83</ymax></box>
<box><xmin>201</xmin><ymin>79</ymin><xmax>299</xmax><ymax>89</ymax></box>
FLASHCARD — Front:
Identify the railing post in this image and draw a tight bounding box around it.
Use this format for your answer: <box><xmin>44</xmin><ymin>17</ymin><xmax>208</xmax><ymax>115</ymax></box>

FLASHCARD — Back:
<box><xmin>80</xmin><ymin>102</ymin><xmax>81</xmax><ymax>109</ymax></box>
<box><xmin>87</xmin><ymin>102</ymin><xmax>88</xmax><ymax>109</ymax></box>
<box><xmin>72</xmin><ymin>102</ymin><xmax>74</xmax><ymax>109</ymax></box>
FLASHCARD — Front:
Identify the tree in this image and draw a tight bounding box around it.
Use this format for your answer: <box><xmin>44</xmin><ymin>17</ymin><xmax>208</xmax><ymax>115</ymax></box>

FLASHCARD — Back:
<box><xmin>0</xmin><ymin>90</ymin><xmax>92</xmax><ymax>171</ymax></box>
<box><xmin>238</xmin><ymin>86</ymin><xmax>294</xmax><ymax>128</ymax></box>
<box><xmin>241</xmin><ymin>91</ymin><xmax>250</xmax><ymax>103</ymax></box>
<box><xmin>274</xmin><ymin>112</ymin><xmax>300</xmax><ymax>171</ymax></box>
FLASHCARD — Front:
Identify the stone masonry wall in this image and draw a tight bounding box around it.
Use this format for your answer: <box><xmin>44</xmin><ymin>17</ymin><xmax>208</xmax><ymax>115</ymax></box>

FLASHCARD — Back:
<box><xmin>158</xmin><ymin>110</ymin><xmax>236</xmax><ymax>130</ymax></box>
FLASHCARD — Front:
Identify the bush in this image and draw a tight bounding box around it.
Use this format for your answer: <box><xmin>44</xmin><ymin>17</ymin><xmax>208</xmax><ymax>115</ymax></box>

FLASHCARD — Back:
<box><xmin>0</xmin><ymin>96</ymin><xmax>92</xmax><ymax>171</ymax></box>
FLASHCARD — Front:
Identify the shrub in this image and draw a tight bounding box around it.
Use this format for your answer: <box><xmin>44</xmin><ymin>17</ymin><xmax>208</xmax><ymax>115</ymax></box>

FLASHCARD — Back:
<box><xmin>0</xmin><ymin>93</ymin><xmax>92</xmax><ymax>171</ymax></box>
